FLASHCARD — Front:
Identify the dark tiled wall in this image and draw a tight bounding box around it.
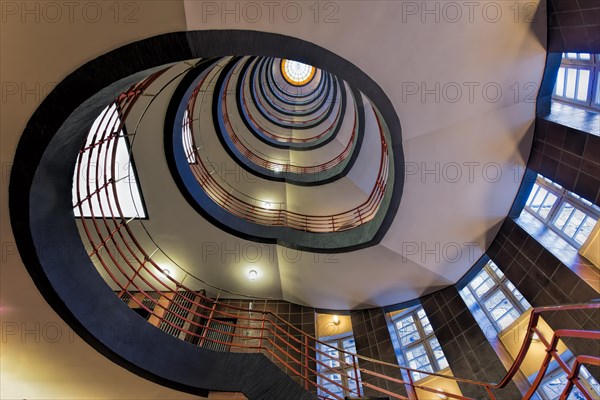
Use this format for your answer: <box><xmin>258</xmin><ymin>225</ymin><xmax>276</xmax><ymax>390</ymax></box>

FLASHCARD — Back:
<box><xmin>420</xmin><ymin>288</ymin><xmax>522</xmax><ymax>400</ymax></box>
<box><xmin>529</xmin><ymin>117</ymin><xmax>600</xmax><ymax>206</ymax></box>
<box><xmin>548</xmin><ymin>0</ymin><xmax>600</xmax><ymax>53</ymax></box>
<box><xmin>350</xmin><ymin>308</ymin><xmax>408</xmax><ymax>398</ymax></box>
<box><xmin>487</xmin><ymin>218</ymin><xmax>600</xmax><ymax>375</ymax></box>
<box><xmin>215</xmin><ymin>299</ymin><xmax>317</xmax><ymax>392</ymax></box>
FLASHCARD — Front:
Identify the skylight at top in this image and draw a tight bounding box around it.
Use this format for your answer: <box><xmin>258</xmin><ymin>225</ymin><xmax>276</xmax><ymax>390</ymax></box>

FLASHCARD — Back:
<box><xmin>281</xmin><ymin>59</ymin><xmax>316</xmax><ymax>85</ymax></box>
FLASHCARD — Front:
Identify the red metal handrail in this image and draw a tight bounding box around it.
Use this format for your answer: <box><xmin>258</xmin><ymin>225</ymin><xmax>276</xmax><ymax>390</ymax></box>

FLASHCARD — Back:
<box><xmin>184</xmin><ymin>68</ymin><xmax>389</xmax><ymax>233</ymax></box>
<box><xmin>217</xmin><ymin>67</ymin><xmax>357</xmax><ymax>175</ymax></box>
<box><xmin>73</xmin><ymin>73</ymin><xmax>600</xmax><ymax>400</ymax></box>
<box><xmin>243</xmin><ymin>60</ymin><xmax>342</xmax><ymax>144</ymax></box>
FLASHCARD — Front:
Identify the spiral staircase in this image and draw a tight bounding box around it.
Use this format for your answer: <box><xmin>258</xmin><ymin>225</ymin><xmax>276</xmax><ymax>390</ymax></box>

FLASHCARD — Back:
<box><xmin>4</xmin><ymin>2</ymin><xmax>600</xmax><ymax>400</ymax></box>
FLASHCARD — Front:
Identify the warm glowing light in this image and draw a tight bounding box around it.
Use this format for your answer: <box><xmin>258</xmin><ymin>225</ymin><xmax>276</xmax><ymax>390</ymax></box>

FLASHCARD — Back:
<box><xmin>162</xmin><ymin>268</ymin><xmax>170</xmax><ymax>276</ymax></box>
<box><xmin>332</xmin><ymin>315</ymin><xmax>340</xmax><ymax>325</ymax></box>
<box><xmin>435</xmin><ymin>389</ymin><xmax>448</xmax><ymax>399</ymax></box>
<box><xmin>531</xmin><ymin>332</ymin><xmax>540</xmax><ymax>342</ymax></box>
<box><xmin>248</xmin><ymin>270</ymin><xmax>258</xmax><ymax>280</ymax></box>
<box><xmin>273</xmin><ymin>164</ymin><xmax>284</xmax><ymax>173</ymax></box>
<box><xmin>281</xmin><ymin>59</ymin><xmax>316</xmax><ymax>86</ymax></box>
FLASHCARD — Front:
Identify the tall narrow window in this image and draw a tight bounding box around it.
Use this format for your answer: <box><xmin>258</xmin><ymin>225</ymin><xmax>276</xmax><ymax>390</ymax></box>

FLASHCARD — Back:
<box><xmin>523</xmin><ymin>174</ymin><xmax>599</xmax><ymax>249</ymax></box>
<box><xmin>538</xmin><ymin>364</ymin><xmax>600</xmax><ymax>400</ymax></box>
<box><xmin>553</xmin><ymin>53</ymin><xmax>600</xmax><ymax>111</ymax></box>
<box><xmin>316</xmin><ymin>335</ymin><xmax>362</xmax><ymax>399</ymax></box>
<box><xmin>391</xmin><ymin>306</ymin><xmax>449</xmax><ymax>381</ymax></box>
<box><xmin>460</xmin><ymin>260</ymin><xmax>531</xmax><ymax>333</ymax></box>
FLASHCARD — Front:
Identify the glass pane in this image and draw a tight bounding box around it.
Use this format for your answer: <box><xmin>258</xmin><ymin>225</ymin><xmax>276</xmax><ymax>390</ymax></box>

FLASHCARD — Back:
<box><xmin>397</xmin><ymin>316</ymin><xmax>421</xmax><ymax>346</ymax></box>
<box><xmin>418</xmin><ymin>309</ymin><xmax>433</xmax><ymax>335</ymax></box>
<box><xmin>429</xmin><ymin>338</ymin><xmax>449</xmax><ymax>370</ymax></box>
<box><xmin>530</xmin><ymin>187</ymin><xmax>549</xmax><ymax>212</ymax></box>
<box><xmin>555</xmin><ymin>68</ymin><xmax>565</xmax><ymax>96</ymax></box>
<box><xmin>347</xmin><ymin>369</ymin><xmax>362</xmax><ymax>395</ymax></box>
<box><xmin>553</xmin><ymin>202</ymin><xmax>575</xmax><ymax>230</ymax></box>
<box><xmin>484</xmin><ymin>290</ymin><xmax>521</xmax><ymax>330</ymax></box>
<box><xmin>73</xmin><ymin>103</ymin><xmax>146</xmax><ymax>219</ymax></box>
<box><xmin>506</xmin><ymin>281</ymin><xmax>532</xmax><ymax>310</ymax></box>
<box><xmin>565</xmin><ymin>68</ymin><xmax>577</xmax><ymax>99</ymax></box>
<box><xmin>405</xmin><ymin>344</ymin><xmax>427</xmax><ymax>361</ymax></box>
<box><xmin>411</xmin><ymin>364</ymin><xmax>433</xmax><ymax>381</ymax></box>
<box><xmin>540</xmin><ymin>372</ymin><xmax>588</xmax><ymax>400</ymax></box>
<box><xmin>469</xmin><ymin>270</ymin><xmax>495</xmax><ymax>299</ymax></box>
<box><xmin>575</xmin><ymin>216</ymin><xmax>598</xmax><ymax>246</ymax></box>
<box><xmin>497</xmin><ymin>311</ymin><xmax>522</xmax><ymax>331</ymax></box>
<box><xmin>320</xmin><ymin>374</ymin><xmax>344</xmax><ymax>399</ymax></box>
<box><xmin>322</xmin><ymin>342</ymin><xmax>340</xmax><ymax>368</ymax></box>
<box><xmin>563</xmin><ymin>209</ymin><xmax>586</xmax><ymax>238</ymax></box>
<box><xmin>576</xmin><ymin>70</ymin><xmax>590</xmax><ymax>101</ymax></box>
<box><xmin>489</xmin><ymin>261</ymin><xmax>505</xmax><ymax>279</ymax></box>
<box><xmin>342</xmin><ymin>338</ymin><xmax>356</xmax><ymax>364</ymax></box>
<box><xmin>539</xmin><ymin>192</ymin><xmax>558</xmax><ymax>219</ymax></box>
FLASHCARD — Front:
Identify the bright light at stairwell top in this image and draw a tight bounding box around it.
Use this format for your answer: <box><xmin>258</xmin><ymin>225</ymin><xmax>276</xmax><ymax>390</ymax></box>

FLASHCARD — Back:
<box><xmin>281</xmin><ymin>59</ymin><xmax>316</xmax><ymax>85</ymax></box>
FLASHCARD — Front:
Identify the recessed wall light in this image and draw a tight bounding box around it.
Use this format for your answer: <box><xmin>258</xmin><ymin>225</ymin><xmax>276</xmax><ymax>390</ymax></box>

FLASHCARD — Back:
<box><xmin>332</xmin><ymin>315</ymin><xmax>340</xmax><ymax>325</ymax></box>
<box><xmin>248</xmin><ymin>270</ymin><xmax>258</xmax><ymax>280</ymax></box>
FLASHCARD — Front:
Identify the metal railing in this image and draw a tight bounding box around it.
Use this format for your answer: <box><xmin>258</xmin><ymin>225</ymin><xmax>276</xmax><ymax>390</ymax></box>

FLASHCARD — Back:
<box><xmin>243</xmin><ymin>75</ymin><xmax>342</xmax><ymax>144</ymax></box>
<box><xmin>184</xmin><ymin>72</ymin><xmax>389</xmax><ymax>233</ymax></box>
<box><xmin>216</xmin><ymin>68</ymin><xmax>357</xmax><ymax>175</ymax></box>
<box><xmin>73</xmin><ymin>77</ymin><xmax>600</xmax><ymax>400</ymax></box>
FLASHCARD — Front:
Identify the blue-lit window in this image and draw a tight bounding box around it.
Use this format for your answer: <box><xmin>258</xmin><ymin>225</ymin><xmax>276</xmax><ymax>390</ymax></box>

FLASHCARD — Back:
<box><xmin>554</xmin><ymin>53</ymin><xmax>600</xmax><ymax>111</ymax></box>
<box><xmin>523</xmin><ymin>175</ymin><xmax>599</xmax><ymax>249</ymax></box>
<box><xmin>460</xmin><ymin>260</ymin><xmax>531</xmax><ymax>333</ymax></box>
<box><xmin>316</xmin><ymin>335</ymin><xmax>362</xmax><ymax>399</ymax></box>
<box><xmin>538</xmin><ymin>364</ymin><xmax>600</xmax><ymax>400</ymax></box>
<box><xmin>392</xmin><ymin>307</ymin><xmax>449</xmax><ymax>381</ymax></box>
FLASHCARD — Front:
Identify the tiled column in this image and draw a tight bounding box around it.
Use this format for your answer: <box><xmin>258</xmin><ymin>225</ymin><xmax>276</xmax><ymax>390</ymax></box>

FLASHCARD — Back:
<box><xmin>547</xmin><ymin>0</ymin><xmax>600</xmax><ymax>54</ymax></box>
<box><xmin>350</xmin><ymin>308</ymin><xmax>408</xmax><ymax>398</ymax></box>
<box><xmin>529</xmin><ymin>118</ymin><xmax>600</xmax><ymax>207</ymax></box>
<box><xmin>421</xmin><ymin>288</ymin><xmax>522</xmax><ymax>400</ymax></box>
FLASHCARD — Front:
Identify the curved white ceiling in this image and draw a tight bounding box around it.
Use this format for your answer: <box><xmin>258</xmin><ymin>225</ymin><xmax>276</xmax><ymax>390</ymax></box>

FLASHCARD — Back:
<box><xmin>86</xmin><ymin>1</ymin><xmax>548</xmax><ymax>310</ymax></box>
<box><xmin>1</xmin><ymin>2</ymin><xmax>547</xmax><ymax>397</ymax></box>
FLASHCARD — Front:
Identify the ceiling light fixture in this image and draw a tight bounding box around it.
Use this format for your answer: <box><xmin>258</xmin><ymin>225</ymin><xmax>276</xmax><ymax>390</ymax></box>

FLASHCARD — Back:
<box><xmin>273</xmin><ymin>164</ymin><xmax>283</xmax><ymax>173</ymax></box>
<box><xmin>531</xmin><ymin>332</ymin><xmax>540</xmax><ymax>342</ymax></box>
<box><xmin>332</xmin><ymin>315</ymin><xmax>340</xmax><ymax>325</ymax></box>
<box><xmin>162</xmin><ymin>268</ymin><xmax>170</xmax><ymax>276</ymax></box>
<box><xmin>435</xmin><ymin>388</ymin><xmax>448</xmax><ymax>399</ymax></box>
<box><xmin>248</xmin><ymin>270</ymin><xmax>258</xmax><ymax>280</ymax></box>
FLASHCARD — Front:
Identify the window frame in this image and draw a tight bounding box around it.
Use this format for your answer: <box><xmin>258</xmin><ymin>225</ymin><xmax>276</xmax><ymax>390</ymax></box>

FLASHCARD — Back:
<box><xmin>463</xmin><ymin>260</ymin><xmax>531</xmax><ymax>333</ymax></box>
<box><xmin>524</xmin><ymin>175</ymin><xmax>600</xmax><ymax>249</ymax></box>
<box><xmin>391</xmin><ymin>306</ymin><xmax>449</xmax><ymax>381</ymax></box>
<box><xmin>553</xmin><ymin>53</ymin><xmax>600</xmax><ymax>112</ymax></box>
<box><xmin>537</xmin><ymin>362</ymin><xmax>600</xmax><ymax>400</ymax></box>
<box><xmin>316</xmin><ymin>334</ymin><xmax>362</xmax><ymax>399</ymax></box>
<box><xmin>73</xmin><ymin>102</ymin><xmax>148</xmax><ymax>219</ymax></box>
